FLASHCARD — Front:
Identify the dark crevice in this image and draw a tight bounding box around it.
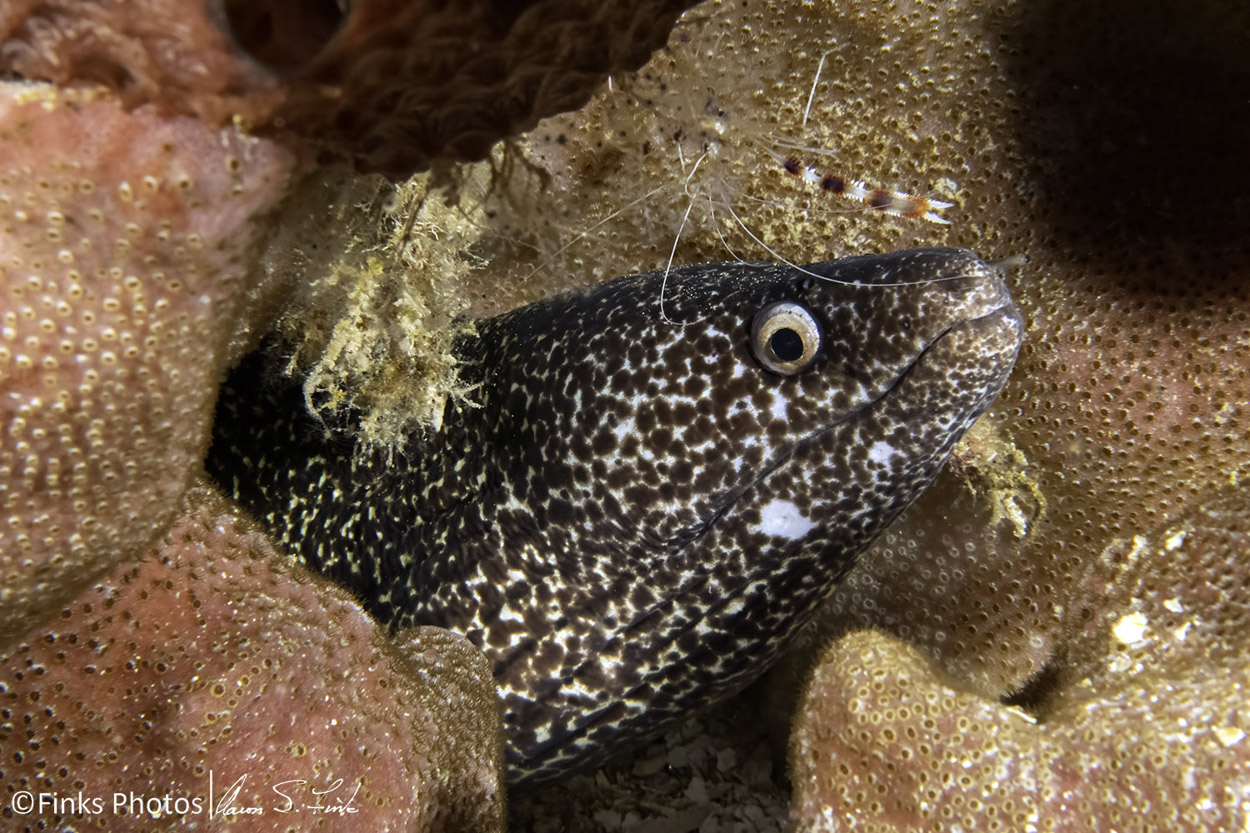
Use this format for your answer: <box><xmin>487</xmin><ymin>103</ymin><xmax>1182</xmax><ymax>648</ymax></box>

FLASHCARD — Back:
<box><xmin>1001</xmin><ymin>658</ymin><xmax>1063</xmax><ymax>715</ymax></box>
<box><xmin>1003</xmin><ymin>0</ymin><xmax>1250</xmax><ymax>265</ymax></box>
<box><xmin>221</xmin><ymin>0</ymin><xmax>347</xmax><ymax>74</ymax></box>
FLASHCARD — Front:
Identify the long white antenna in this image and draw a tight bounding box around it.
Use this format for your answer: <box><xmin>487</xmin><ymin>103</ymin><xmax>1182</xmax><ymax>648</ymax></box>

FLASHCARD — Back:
<box><xmin>803</xmin><ymin>50</ymin><xmax>834</xmax><ymax>128</ymax></box>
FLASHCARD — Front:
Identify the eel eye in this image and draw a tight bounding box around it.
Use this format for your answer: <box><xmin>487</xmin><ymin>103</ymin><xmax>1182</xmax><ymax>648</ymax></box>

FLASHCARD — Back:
<box><xmin>750</xmin><ymin>301</ymin><xmax>822</xmax><ymax>375</ymax></box>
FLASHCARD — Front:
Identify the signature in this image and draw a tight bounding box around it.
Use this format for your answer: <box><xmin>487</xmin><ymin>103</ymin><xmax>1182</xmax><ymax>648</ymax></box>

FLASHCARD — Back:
<box><xmin>213</xmin><ymin>774</ymin><xmax>360</xmax><ymax>817</ymax></box>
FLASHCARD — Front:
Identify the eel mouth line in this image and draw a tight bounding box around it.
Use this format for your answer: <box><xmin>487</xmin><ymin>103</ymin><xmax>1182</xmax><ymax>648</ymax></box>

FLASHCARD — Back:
<box><xmin>686</xmin><ymin>301</ymin><xmax>1020</xmax><ymax>544</ymax></box>
<box><xmin>511</xmin><ymin>302</ymin><xmax>1021</xmax><ymax>775</ymax></box>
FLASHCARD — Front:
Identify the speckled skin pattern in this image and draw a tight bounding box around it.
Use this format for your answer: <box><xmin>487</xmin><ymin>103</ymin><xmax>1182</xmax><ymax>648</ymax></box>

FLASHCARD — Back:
<box><xmin>207</xmin><ymin>247</ymin><xmax>1023</xmax><ymax>785</ymax></box>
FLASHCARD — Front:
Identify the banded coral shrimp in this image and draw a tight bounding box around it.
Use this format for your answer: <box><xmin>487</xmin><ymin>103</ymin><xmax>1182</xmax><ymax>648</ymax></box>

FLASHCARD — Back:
<box><xmin>252</xmin><ymin>0</ymin><xmax>998</xmax><ymax>457</ymax></box>
<box><xmin>460</xmin><ymin>0</ymin><xmax>971</xmax><ymax>319</ymax></box>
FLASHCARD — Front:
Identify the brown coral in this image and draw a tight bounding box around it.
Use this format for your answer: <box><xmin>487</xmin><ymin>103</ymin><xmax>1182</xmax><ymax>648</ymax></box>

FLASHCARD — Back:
<box><xmin>788</xmin><ymin>0</ymin><xmax>1250</xmax><ymax>701</ymax></box>
<box><xmin>0</xmin><ymin>0</ymin><xmax>700</xmax><ymax>176</ymax></box>
<box><xmin>470</xmin><ymin>0</ymin><xmax>1250</xmax><ymax>696</ymax></box>
<box><xmin>790</xmin><ymin>489</ymin><xmax>1250</xmax><ymax>832</ymax></box>
<box><xmin>0</xmin><ymin>83</ymin><xmax>297</xmax><ymax>644</ymax></box>
<box><xmin>0</xmin><ymin>481</ymin><xmax>505</xmax><ymax>832</ymax></box>
<box><xmin>463</xmin><ymin>0</ymin><xmax>1250</xmax><ymax>820</ymax></box>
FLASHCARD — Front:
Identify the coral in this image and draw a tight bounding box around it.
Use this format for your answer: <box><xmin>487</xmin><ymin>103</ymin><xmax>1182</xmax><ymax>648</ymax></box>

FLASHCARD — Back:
<box><xmin>464</xmin><ymin>0</ymin><xmax>1250</xmax><ymax>821</ymax></box>
<box><xmin>790</xmin><ymin>430</ymin><xmax>1053</xmax><ymax>700</ymax></box>
<box><xmin>465</xmin><ymin>0</ymin><xmax>980</xmax><ymax>313</ymax></box>
<box><xmin>0</xmin><ymin>82</ymin><xmax>297</xmax><ymax>644</ymax></box>
<box><xmin>470</xmin><ymin>0</ymin><xmax>1250</xmax><ymax>696</ymax></box>
<box><xmin>784</xmin><ymin>0</ymin><xmax>1250</xmax><ymax>703</ymax></box>
<box><xmin>0</xmin><ymin>481</ymin><xmax>505</xmax><ymax>832</ymax></box>
<box><xmin>791</xmin><ymin>630</ymin><xmax>1043</xmax><ymax>833</ymax></box>
<box><xmin>0</xmin><ymin>0</ymin><xmax>724</xmax><ymax>825</ymax></box>
<box><xmin>0</xmin><ymin>0</ymin><xmax>708</xmax><ymax>441</ymax></box>
<box><xmin>789</xmin><ymin>488</ymin><xmax>1250</xmax><ymax>832</ymax></box>
<box><xmin>1056</xmin><ymin>487</ymin><xmax>1250</xmax><ymax>715</ymax></box>
<box><xmin>0</xmin><ymin>0</ymin><xmax>701</xmax><ymax>176</ymax></box>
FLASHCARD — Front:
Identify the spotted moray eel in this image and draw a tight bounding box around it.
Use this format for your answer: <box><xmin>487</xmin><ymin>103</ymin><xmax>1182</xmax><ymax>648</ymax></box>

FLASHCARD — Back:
<box><xmin>207</xmin><ymin>247</ymin><xmax>1023</xmax><ymax>786</ymax></box>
